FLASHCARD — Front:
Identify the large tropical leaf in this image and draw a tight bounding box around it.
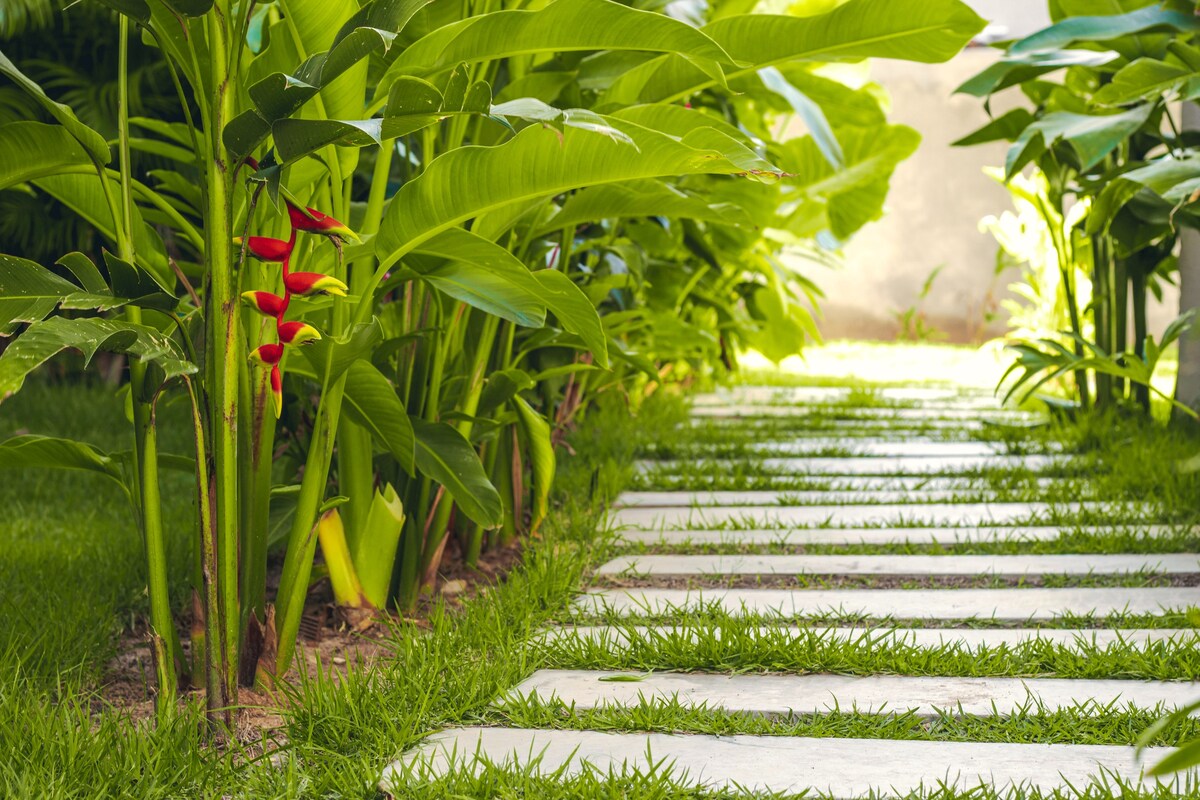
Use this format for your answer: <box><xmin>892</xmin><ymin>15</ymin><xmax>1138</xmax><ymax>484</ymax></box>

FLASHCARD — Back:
<box><xmin>758</xmin><ymin>66</ymin><xmax>843</xmax><ymax>169</ymax></box>
<box><xmin>340</xmin><ymin>360</ymin><xmax>417</xmax><ymax>473</ymax></box>
<box><xmin>1094</xmin><ymin>57</ymin><xmax>1200</xmax><ymax>106</ymax></box>
<box><xmin>1005</xmin><ymin>105</ymin><xmax>1153</xmax><ymax>179</ymax></box>
<box><xmin>411</xmin><ymin>417</ymin><xmax>503</xmax><ymax>527</ymax></box>
<box><xmin>375</xmin><ymin>119</ymin><xmax>762</xmax><ymax>268</ymax></box>
<box><xmin>404</xmin><ymin>228</ymin><xmax>547</xmax><ymax>328</ymax></box>
<box><xmin>33</xmin><ymin>174</ymin><xmax>171</xmax><ymax>284</ymax></box>
<box><xmin>0</xmin><ymin>435</ymin><xmax>125</xmax><ymax>486</ymax></box>
<box><xmin>1008</xmin><ymin>6</ymin><xmax>1200</xmax><ymax>55</ymax></box>
<box><xmin>223</xmin><ymin>0</ymin><xmax>432</xmax><ymax>161</ymax></box>
<box><xmin>532</xmin><ymin>180</ymin><xmax>753</xmax><ymax>237</ymax></box>
<box><xmin>0</xmin><ymin>51</ymin><xmax>109</xmax><ymax>162</ymax></box>
<box><xmin>531</xmin><ymin>270</ymin><xmax>609</xmax><ymax>368</ymax></box>
<box><xmin>0</xmin><ymin>122</ymin><xmax>93</xmax><ymax>191</ymax></box>
<box><xmin>0</xmin><ymin>316</ymin><xmax>196</xmax><ymax>399</ymax></box>
<box><xmin>375</xmin><ymin>0</ymin><xmax>733</xmax><ymax>98</ymax></box>
<box><xmin>955</xmin><ymin>50</ymin><xmax>1118</xmax><ymax>98</ymax></box>
<box><xmin>270</xmin><ymin>73</ymin><xmax>491</xmax><ymax>164</ymax></box>
<box><xmin>599</xmin><ymin>0</ymin><xmax>985</xmax><ymax>106</ymax></box>
<box><xmin>0</xmin><ymin>254</ymin><xmax>112</xmax><ymax>336</ymax></box>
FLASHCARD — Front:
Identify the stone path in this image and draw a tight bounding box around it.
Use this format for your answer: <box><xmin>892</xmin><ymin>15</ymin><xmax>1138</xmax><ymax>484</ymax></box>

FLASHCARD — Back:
<box><xmin>390</xmin><ymin>384</ymin><xmax>1200</xmax><ymax>796</ymax></box>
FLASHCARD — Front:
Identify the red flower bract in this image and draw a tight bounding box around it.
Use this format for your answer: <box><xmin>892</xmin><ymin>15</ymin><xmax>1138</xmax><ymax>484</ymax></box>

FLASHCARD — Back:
<box><xmin>250</xmin><ymin>343</ymin><xmax>284</xmax><ymax>365</ymax></box>
<box><xmin>277</xmin><ymin>320</ymin><xmax>322</xmax><ymax>346</ymax></box>
<box><xmin>241</xmin><ymin>291</ymin><xmax>287</xmax><ymax>318</ymax></box>
<box><xmin>238</xmin><ymin>236</ymin><xmax>294</xmax><ymax>262</ymax></box>
<box><xmin>286</xmin><ymin>200</ymin><xmax>359</xmax><ymax>242</ymax></box>
<box><xmin>284</xmin><ymin>272</ymin><xmax>348</xmax><ymax>297</ymax></box>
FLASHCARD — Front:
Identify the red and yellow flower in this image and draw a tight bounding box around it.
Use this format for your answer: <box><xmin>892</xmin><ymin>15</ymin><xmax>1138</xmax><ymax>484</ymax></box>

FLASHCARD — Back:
<box><xmin>242</xmin><ymin>195</ymin><xmax>360</xmax><ymax>418</ymax></box>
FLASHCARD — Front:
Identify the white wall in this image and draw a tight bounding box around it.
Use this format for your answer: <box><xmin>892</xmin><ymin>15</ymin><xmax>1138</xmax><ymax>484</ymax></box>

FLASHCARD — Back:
<box><xmin>796</xmin><ymin>0</ymin><xmax>1180</xmax><ymax>344</ymax></box>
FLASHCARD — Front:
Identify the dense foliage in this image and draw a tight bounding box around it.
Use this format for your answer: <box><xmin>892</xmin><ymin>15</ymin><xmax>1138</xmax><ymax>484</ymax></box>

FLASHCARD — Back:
<box><xmin>958</xmin><ymin>0</ymin><xmax>1200</xmax><ymax>414</ymax></box>
<box><xmin>0</xmin><ymin>0</ymin><xmax>982</xmax><ymax>726</ymax></box>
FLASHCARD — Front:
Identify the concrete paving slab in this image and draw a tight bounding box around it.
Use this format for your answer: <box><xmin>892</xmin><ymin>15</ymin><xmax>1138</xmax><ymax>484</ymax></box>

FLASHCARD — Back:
<box><xmin>690</xmin><ymin>405</ymin><xmax>1030</xmax><ymax>420</ymax></box>
<box><xmin>536</xmin><ymin>625</ymin><xmax>1199</xmax><ymax>650</ymax></box>
<box><xmin>575</xmin><ymin>587</ymin><xmax>1200</xmax><ymax>620</ymax></box>
<box><xmin>508</xmin><ymin>669</ymin><xmax>1200</xmax><ymax>717</ymax></box>
<box><xmin>690</xmin><ymin>386</ymin><xmax>995</xmax><ymax>406</ymax></box>
<box><xmin>614</xmin><ymin>488</ymin><xmax>1085</xmax><ymax>508</ymax></box>
<box><xmin>624</xmin><ymin>476</ymin><xmax>1073</xmax><ymax>494</ymax></box>
<box><xmin>596</xmin><ymin>553</ymin><xmax>1200</xmax><ymax>577</ymax></box>
<box><xmin>384</xmin><ymin>728</ymin><xmax>1191</xmax><ymax>797</ymax></box>
<box><xmin>636</xmin><ymin>455</ymin><xmax>1058</xmax><ymax>475</ymax></box>
<box><xmin>614</xmin><ymin>524</ymin><xmax>1174</xmax><ymax>546</ymax></box>
<box><xmin>612</xmin><ymin>502</ymin><xmax>1103</xmax><ymax>529</ymax></box>
<box><xmin>687</xmin><ymin>415</ymin><xmax>991</xmax><ymax>431</ymax></box>
<box><xmin>752</xmin><ymin>441</ymin><xmax>1012</xmax><ymax>457</ymax></box>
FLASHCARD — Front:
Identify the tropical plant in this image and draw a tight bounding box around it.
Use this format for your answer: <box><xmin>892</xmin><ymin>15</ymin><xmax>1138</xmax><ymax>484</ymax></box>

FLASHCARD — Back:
<box><xmin>0</xmin><ymin>0</ymin><xmax>984</xmax><ymax>732</ymax></box>
<box><xmin>958</xmin><ymin>0</ymin><xmax>1200</xmax><ymax>412</ymax></box>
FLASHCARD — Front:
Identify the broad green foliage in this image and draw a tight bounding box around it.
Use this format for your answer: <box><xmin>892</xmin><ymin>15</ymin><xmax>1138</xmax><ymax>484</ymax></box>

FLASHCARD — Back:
<box><xmin>959</xmin><ymin>0</ymin><xmax>1200</xmax><ymax>415</ymax></box>
<box><xmin>0</xmin><ymin>0</ymin><xmax>982</xmax><ymax>729</ymax></box>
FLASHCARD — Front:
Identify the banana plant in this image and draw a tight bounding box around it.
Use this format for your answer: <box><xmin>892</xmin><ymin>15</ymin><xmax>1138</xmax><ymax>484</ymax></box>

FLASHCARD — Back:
<box><xmin>0</xmin><ymin>0</ymin><xmax>984</xmax><ymax>734</ymax></box>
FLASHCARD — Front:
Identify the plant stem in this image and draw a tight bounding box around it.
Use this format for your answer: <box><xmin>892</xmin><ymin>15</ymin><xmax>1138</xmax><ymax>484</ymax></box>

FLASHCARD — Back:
<box><xmin>203</xmin><ymin>3</ymin><xmax>240</xmax><ymax>727</ymax></box>
<box><xmin>118</xmin><ymin>15</ymin><xmax>179</xmax><ymax>718</ymax></box>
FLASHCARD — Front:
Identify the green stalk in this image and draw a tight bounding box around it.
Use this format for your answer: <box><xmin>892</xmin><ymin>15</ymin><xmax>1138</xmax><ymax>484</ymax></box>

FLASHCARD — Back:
<box><xmin>276</xmin><ymin>229</ymin><xmax>355</xmax><ymax>676</ymax></box>
<box><xmin>419</xmin><ymin>312</ymin><xmax>500</xmax><ymax>590</ymax></box>
<box><xmin>274</xmin><ymin>375</ymin><xmax>346</xmax><ymax>675</ymax></box>
<box><xmin>1113</xmin><ymin>253</ymin><xmax>1128</xmax><ymax>400</ymax></box>
<box><xmin>140</xmin><ymin>401</ymin><xmax>178</xmax><ymax>715</ymax></box>
<box><xmin>1092</xmin><ymin>233</ymin><xmax>1112</xmax><ymax>408</ymax></box>
<box><xmin>117</xmin><ymin>16</ymin><xmax>178</xmax><ymax>718</ymax></box>
<box><xmin>1132</xmin><ymin>266</ymin><xmax>1150</xmax><ymax>412</ymax></box>
<box><xmin>203</xmin><ymin>3</ymin><xmax>240</xmax><ymax>724</ymax></box>
<box><xmin>338</xmin><ymin>145</ymin><xmax>395</xmax><ymax>549</ymax></box>
<box><xmin>238</xmin><ymin>355</ymin><xmax>274</xmax><ymax>641</ymax></box>
<box><xmin>185</xmin><ymin>376</ymin><xmax>221</xmax><ymax>711</ymax></box>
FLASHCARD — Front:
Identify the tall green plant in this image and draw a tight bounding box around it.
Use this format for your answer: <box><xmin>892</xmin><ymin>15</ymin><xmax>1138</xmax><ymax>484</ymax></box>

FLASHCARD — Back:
<box><xmin>0</xmin><ymin>0</ymin><xmax>984</xmax><ymax>732</ymax></box>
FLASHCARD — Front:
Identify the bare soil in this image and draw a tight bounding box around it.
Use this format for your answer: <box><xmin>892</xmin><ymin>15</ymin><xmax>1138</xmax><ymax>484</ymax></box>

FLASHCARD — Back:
<box><xmin>96</xmin><ymin>537</ymin><xmax>525</xmax><ymax>743</ymax></box>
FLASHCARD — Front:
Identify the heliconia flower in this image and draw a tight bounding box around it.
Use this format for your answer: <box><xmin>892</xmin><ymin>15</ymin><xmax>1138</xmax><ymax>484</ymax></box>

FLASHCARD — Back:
<box><xmin>241</xmin><ymin>291</ymin><xmax>288</xmax><ymax>318</ymax></box>
<box><xmin>269</xmin><ymin>365</ymin><xmax>283</xmax><ymax>419</ymax></box>
<box><xmin>286</xmin><ymin>200</ymin><xmax>360</xmax><ymax>242</ymax></box>
<box><xmin>250</xmin><ymin>343</ymin><xmax>284</xmax><ymax>365</ymax></box>
<box><xmin>277</xmin><ymin>320</ymin><xmax>322</xmax><ymax>346</ymax></box>
<box><xmin>284</xmin><ymin>271</ymin><xmax>348</xmax><ymax>297</ymax></box>
<box><xmin>236</xmin><ymin>236</ymin><xmax>294</xmax><ymax>262</ymax></box>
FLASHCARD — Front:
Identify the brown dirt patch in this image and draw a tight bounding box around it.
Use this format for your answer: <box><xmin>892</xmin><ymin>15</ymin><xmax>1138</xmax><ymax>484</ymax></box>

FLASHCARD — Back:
<box><xmin>95</xmin><ymin>537</ymin><xmax>525</xmax><ymax>744</ymax></box>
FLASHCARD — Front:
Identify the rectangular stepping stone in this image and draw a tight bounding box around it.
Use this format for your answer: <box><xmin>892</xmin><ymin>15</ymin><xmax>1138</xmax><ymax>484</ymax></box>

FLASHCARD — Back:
<box><xmin>617</xmin><ymin>490</ymin><xmax>983</xmax><ymax>507</ymax></box>
<box><xmin>691</xmin><ymin>386</ymin><xmax>993</xmax><ymax>405</ymax></box>
<box><xmin>537</xmin><ymin>625</ymin><xmax>1198</xmax><ymax>650</ymax></box>
<box><xmin>615</xmin><ymin>524</ymin><xmax>1173</xmax><ymax>546</ymax></box>
<box><xmin>752</xmin><ymin>441</ymin><xmax>1012</xmax><ymax>457</ymax></box>
<box><xmin>508</xmin><ymin>669</ymin><xmax>1200</xmax><ymax>717</ymax></box>
<box><xmin>385</xmin><ymin>728</ymin><xmax>1187</xmax><ymax>797</ymax></box>
<box><xmin>636</xmin><ymin>455</ymin><xmax>1057</xmax><ymax>475</ymax></box>
<box><xmin>690</xmin><ymin>405</ymin><xmax>1028</xmax><ymax>420</ymax></box>
<box><xmin>689</xmin><ymin>415</ymin><xmax>989</xmax><ymax>430</ymax></box>
<box><xmin>612</xmin><ymin>502</ymin><xmax>1093</xmax><ymax>529</ymax></box>
<box><xmin>615</xmin><ymin>487</ymin><xmax>1079</xmax><ymax>507</ymax></box>
<box><xmin>575</xmin><ymin>587</ymin><xmax>1200</xmax><ymax>620</ymax></box>
<box><xmin>596</xmin><ymin>553</ymin><xmax>1199</xmax><ymax>577</ymax></box>
<box><xmin>626</xmin><ymin>476</ymin><xmax>1071</xmax><ymax>494</ymax></box>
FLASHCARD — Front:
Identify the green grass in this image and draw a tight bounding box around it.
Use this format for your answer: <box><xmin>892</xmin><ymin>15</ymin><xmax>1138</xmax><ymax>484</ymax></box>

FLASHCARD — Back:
<box><xmin>5</xmin><ymin>362</ymin><xmax>1200</xmax><ymax>797</ymax></box>
<box><xmin>535</xmin><ymin>619</ymin><xmax>1200</xmax><ymax>680</ymax></box>
<box><xmin>0</xmin><ymin>383</ymin><xmax>684</xmax><ymax>798</ymax></box>
<box><xmin>479</xmin><ymin>692</ymin><xmax>1200</xmax><ymax>747</ymax></box>
<box><xmin>0</xmin><ymin>381</ymin><xmax>196</xmax><ymax>683</ymax></box>
<box><xmin>613</xmin><ymin>527</ymin><xmax>1200</xmax><ymax>556</ymax></box>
